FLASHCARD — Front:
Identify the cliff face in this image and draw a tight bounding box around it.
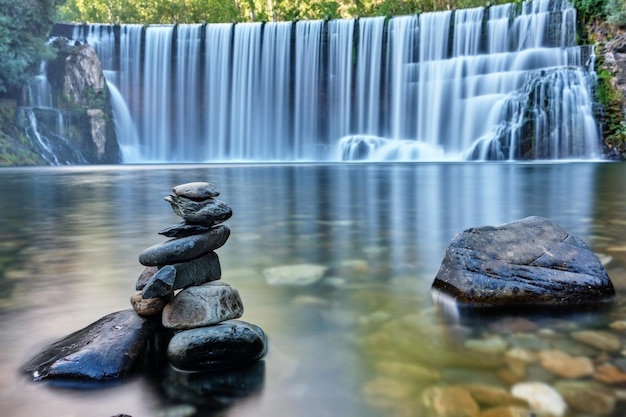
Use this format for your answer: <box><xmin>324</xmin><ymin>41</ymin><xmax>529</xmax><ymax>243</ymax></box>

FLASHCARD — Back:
<box><xmin>44</xmin><ymin>41</ymin><xmax>121</xmax><ymax>164</ymax></box>
<box><xmin>591</xmin><ymin>25</ymin><xmax>626</xmax><ymax>160</ymax></box>
<box><xmin>2</xmin><ymin>40</ymin><xmax>121</xmax><ymax>166</ymax></box>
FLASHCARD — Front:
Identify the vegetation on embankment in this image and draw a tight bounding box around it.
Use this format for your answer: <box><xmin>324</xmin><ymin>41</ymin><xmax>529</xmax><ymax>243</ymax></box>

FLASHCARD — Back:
<box><xmin>0</xmin><ymin>0</ymin><xmax>625</xmax><ymax>164</ymax></box>
<box><xmin>572</xmin><ymin>0</ymin><xmax>626</xmax><ymax>159</ymax></box>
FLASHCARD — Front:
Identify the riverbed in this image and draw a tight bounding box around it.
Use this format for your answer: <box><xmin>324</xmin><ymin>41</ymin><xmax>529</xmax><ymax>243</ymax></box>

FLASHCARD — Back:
<box><xmin>1</xmin><ymin>162</ymin><xmax>625</xmax><ymax>416</ymax></box>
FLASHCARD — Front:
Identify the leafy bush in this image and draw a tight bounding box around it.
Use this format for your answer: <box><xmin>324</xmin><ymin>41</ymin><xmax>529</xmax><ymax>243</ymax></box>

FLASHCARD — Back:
<box><xmin>571</xmin><ymin>0</ymin><xmax>607</xmax><ymax>22</ymax></box>
<box><xmin>0</xmin><ymin>0</ymin><xmax>64</xmax><ymax>98</ymax></box>
<box><xmin>605</xmin><ymin>0</ymin><xmax>626</xmax><ymax>27</ymax></box>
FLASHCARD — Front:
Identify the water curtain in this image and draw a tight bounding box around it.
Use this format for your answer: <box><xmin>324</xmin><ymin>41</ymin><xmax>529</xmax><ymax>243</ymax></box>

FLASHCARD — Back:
<box><xmin>66</xmin><ymin>0</ymin><xmax>599</xmax><ymax>163</ymax></box>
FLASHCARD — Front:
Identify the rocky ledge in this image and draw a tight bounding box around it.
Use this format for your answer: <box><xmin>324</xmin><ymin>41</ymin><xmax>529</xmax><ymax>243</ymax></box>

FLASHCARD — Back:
<box><xmin>431</xmin><ymin>216</ymin><xmax>615</xmax><ymax>308</ymax></box>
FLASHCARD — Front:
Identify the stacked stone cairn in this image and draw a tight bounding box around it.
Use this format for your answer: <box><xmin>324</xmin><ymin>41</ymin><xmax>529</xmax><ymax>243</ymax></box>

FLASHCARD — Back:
<box><xmin>131</xmin><ymin>181</ymin><xmax>267</xmax><ymax>372</ymax></box>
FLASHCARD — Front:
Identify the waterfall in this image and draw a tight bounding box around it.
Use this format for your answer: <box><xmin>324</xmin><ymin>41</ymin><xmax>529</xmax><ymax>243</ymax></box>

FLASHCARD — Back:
<box><xmin>174</xmin><ymin>24</ymin><xmax>202</xmax><ymax>161</ymax></box>
<box><xmin>259</xmin><ymin>22</ymin><xmax>292</xmax><ymax>160</ymax></box>
<box><xmin>294</xmin><ymin>20</ymin><xmax>324</xmax><ymax>160</ymax></box>
<box><xmin>327</xmin><ymin>19</ymin><xmax>355</xmax><ymax>145</ymax></box>
<box><xmin>203</xmin><ymin>24</ymin><xmax>232</xmax><ymax>161</ymax></box>
<box><xmin>355</xmin><ymin>16</ymin><xmax>385</xmax><ymax>136</ymax></box>
<box><xmin>63</xmin><ymin>0</ymin><xmax>601</xmax><ymax>163</ymax></box>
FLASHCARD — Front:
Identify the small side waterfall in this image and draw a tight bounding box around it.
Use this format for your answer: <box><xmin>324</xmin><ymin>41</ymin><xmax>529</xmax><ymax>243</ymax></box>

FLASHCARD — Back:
<box><xmin>63</xmin><ymin>0</ymin><xmax>601</xmax><ymax>163</ymax></box>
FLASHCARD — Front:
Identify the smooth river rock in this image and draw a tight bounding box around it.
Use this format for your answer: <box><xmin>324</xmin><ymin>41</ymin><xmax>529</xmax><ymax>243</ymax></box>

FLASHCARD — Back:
<box><xmin>21</xmin><ymin>310</ymin><xmax>156</xmax><ymax>381</ymax></box>
<box><xmin>171</xmin><ymin>181</ymin><xmax>220</xmax><ymax>200</ymax></box>
<box><xmin>162</xmin><ymin>281</ymin><xmax>244</xmax><ymax>329</ymax></box>
<box><xmin>431</xmin><ymin>216</ymin><xmax>615</xmax><ymax>307</ymax></box>
<box><xmin>167</xmin><ymin>320</ymin><xmax>267</xmax><ymax>371</ymax></box>
<box><xmin>131</xmin><ymin>291</ymin><xmax>171</xmax><ymax>316</ymax></box>
<box><xmin>139</xmin><ymin>224</ymin><xmax>230</xmax><ymax>266</ymax></box>
<box><xmin>511</xmin><ymin>382</ymin><xmax>567</xmax><ymax>417</ymax></box>
<box><xmin>140</xmin><ymin>252</ymin><xmax>222</xmax><ymax>298</ymax></box>
<box><xmin>262</xmin><ymin>263</ymin><xmax>328</xmax><ymax>286</ymax></box>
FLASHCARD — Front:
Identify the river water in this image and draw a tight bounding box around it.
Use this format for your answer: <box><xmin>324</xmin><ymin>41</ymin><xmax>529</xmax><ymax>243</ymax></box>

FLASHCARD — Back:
<box><xmin>1</xmin><ymin>162</ymin><xmax>625</xmax><ymax>416</ymax></box>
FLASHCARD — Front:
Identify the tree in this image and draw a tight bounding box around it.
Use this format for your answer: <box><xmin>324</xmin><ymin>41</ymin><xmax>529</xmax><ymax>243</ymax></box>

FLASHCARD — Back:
<box><xmin>0</xmin><ymin>0</ymin><xmax>65</xmax><ymax>98</ymax></box>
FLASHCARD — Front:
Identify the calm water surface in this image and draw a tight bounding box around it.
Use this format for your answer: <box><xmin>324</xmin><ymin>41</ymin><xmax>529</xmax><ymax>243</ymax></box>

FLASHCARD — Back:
<box><xmin>1</xmin><ymin>163</ymin><xmax>625</xmax><ymax>417</ymax></box>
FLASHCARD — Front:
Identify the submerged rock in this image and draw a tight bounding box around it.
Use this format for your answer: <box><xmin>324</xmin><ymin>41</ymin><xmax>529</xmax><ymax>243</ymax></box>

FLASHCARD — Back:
<box><xmin>511</xmin><ymin>382</ymin><xmax>567</xmax><ymax>417</ymax></box>
<box><xmin>167</xmin><ymin>320</ymin><xmax>267</xmax><ymax>372</ymax></box>
<box><xmin>21</xmin><ymin>310</ymin><xmax>156</xmax><ymax>381</ymax></box>
<box><xmin>431</xmin><ymin>216</ymin><xmax>615</xmax><ymax>307</ymax></box>
<box><xmin>262</xmin><ymin>264</ymin><xmax>328</xmax><ymax>286</ymax></box>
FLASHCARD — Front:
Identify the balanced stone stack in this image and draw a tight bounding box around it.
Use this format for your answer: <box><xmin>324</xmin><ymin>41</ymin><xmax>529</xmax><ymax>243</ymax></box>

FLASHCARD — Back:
<box><xmin>131</xmin><ymin>181</ymin><xmax>267</xmax><ymax>372</ymax></box>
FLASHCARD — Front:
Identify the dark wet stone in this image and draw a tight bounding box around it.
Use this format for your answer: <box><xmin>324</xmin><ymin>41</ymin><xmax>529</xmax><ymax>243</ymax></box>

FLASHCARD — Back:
<box><xmin>167</xmin><ymin>320</ymin><xmax>267</xmax><ymax>372</ymax></box>
<box><xmin>140</xmin><ymin>252</ymin><xmax>222</xmax><ymax>298</ymax></box>
<box><xmin>21</xmin><ymin>310</ymin><xmax>156</xmax><ymax>381</ymax></box>
<box><xmin>159</xmin><ymin>222</ymin><xmax>213</xmax><ymax>238</ymax></box>
<box><xmin>172</xmin><ymin>182</ymin><xmax>220</xmax><ymax>200</ymax></box>
<box><xmin>136</xmin><ymin>265</ymin><xmax>159</xmax><ymax>291</ymax></box>
<box><xmin>142</xmin><ymin>265</ymin><xmax>176</xmax><ymax>298</ymax></box>
<box><xmin>162</xmin><ymin>282</ymin><xmax>244</xmax><ymax>329</ymax></box>
<box><xmin>139</xmin><ymin>225</ymin><xmax>230</xmax><ymax>266</ymax></box>
<box><xmin>161</xmin><ymin>361</ymin><xmax>265</xmax><ymax>409</ymax></box>
<box><xmin>165</xmin><ymin>195</ymin><xmax>232</xmax><ymax>226</ymax></box>
<box><xmin>431</xmin><ymin>216</ymin><xmax>615</xmax><ymax>307</ymax></box>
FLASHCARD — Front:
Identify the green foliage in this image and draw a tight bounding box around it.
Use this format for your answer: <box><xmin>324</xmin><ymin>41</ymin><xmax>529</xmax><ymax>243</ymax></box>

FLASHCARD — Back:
<box><xmin>0</xmin><ymin>105</ymin><xmax>43</xmax><ymax>166</ymax></box>
<box><xmin>56</xmin><ymin>0</ymin><xmax>501</xmax><ymax>23</ymax></box>
<box><xmin>595</xmin><ymin>66</ymin><xmax>626</xmax><ymax>150</ymax></box>
<box><xmin>605</xmin><ymin>0</ymin><xmax>626</xmax><ymax>28</ymax></box>
<box><xmin>58</xmin><ymin>0</ymin><xmax>241</xmax><ymax>23</ymax></box>
<box><xmin>570</xmin><ymin>0</ymin><xmax>607</xmax><ymax>23</ymax></box>
<box><xmin>0</xmin><ymin>0</ymin><xmax>64</xmax><ymax>98</ymax></box>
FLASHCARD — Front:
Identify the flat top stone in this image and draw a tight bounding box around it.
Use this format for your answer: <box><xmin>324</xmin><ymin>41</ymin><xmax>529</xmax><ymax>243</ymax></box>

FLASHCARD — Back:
<box><xmin>172</xmin><ymin>182</ymin><xmax>219</xmax><ymax>200</ymax></box>
<box><xmin>431</xmin><ymin>216</ymin><xmax>615</xmax><ymax>307</ymax></box>
<box><xmin>139</xmin><ymin>224</ymin><xmax>230</xmax><ymax>266</ymax></box>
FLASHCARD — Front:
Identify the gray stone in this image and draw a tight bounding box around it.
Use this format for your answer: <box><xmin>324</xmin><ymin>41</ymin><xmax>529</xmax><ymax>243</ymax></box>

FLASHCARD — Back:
<box><xmin>136</xmin><ymin>265</ymin><xmax>159</xmax><ymax>290</ymax></box>
<box><xmin>167</xmin><ymin>320</ymin><xmax>267</xmax><ymax>371</ymax></box>
<box><xmin>141</xmin><ymin>252</ymin><xmax>222</xmax><ymax>298</ymax></box>
<box><xmin>431</xmin><ymin>216</ymin><xmax>615</xmax><ymax>307</ymax></box>
<box><xmin>165</xmin><ymin>195</ymin><xmax>232</xmax><ymax>226</ymax></box>
<box><xmin>172</xmin><ymin>182</ymin><xmax>220</xmax><ymax>200</ymax></box>
<box><xmin>21</xmin><ymin>310</ymin><xmax>156</xmax><ymax>381</ymax></box>
<box><xmin>159</xmin><ymin>222</ymin><xmax>213</xmax><ymax>238</ymax></box>
<box><xmin>142</xmin><ymin>265</ymin><xmax>176</xmax><ymax>299</ymax></box>
<box><xmin>162</xmin><ymin>281</ymin><xmax>243</xmax><ymax>329</ymax></box>
<box><xmin>139</xmin><ymin>225</ymin><xmax>230</xmax><ymax>266</ymax></box>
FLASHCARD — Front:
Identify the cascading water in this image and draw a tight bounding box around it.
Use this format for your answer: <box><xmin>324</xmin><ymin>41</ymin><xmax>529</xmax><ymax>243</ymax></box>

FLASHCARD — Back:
<box><xmin>63</xmin><ymin>0</ymin><xmax>601</xmax><ymax>162</ymax></box>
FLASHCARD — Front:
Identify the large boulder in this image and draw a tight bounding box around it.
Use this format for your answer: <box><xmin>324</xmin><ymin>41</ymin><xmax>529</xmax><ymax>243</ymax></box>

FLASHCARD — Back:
<box><xmin>431</xmin><ymin>216</ymin><xmax>615</xmax><ymax>307</ymax></box>
<box><xmin>21</xmin><ymin>310</ymin><xmax>157</xmax><ymax>381</ymax></box>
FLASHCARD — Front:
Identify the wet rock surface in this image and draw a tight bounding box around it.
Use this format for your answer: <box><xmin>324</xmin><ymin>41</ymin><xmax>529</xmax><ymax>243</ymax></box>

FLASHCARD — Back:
<box><xmin>22</xmin><ymin>181</ymin><xmax>266</xmax><ymax>384</ymax></box>
<box><xmin>138</xmin><ymin>225</ymin><xmax>230</xmax><ymax>266</ymax></box>
<box><xmin>167</xmin><ymin>320</ymin><xmax>267</xmax><ymax>372</ymax></box>
<box><xmin>21</xmin><ymin>310</ymin><xmax>156</xmax><ymax>381</ymax></box>
<box><xmin>431</xmin><ymin>216</ymin><xmax>615</xmax><ymax>307</ymax></box>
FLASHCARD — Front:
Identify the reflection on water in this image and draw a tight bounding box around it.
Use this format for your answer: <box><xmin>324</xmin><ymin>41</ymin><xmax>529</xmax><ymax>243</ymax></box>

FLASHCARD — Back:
<box><xmin>0</xmin><ymin>163</ymin><xmax>625</xmax><ymax>416</ymax></box>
